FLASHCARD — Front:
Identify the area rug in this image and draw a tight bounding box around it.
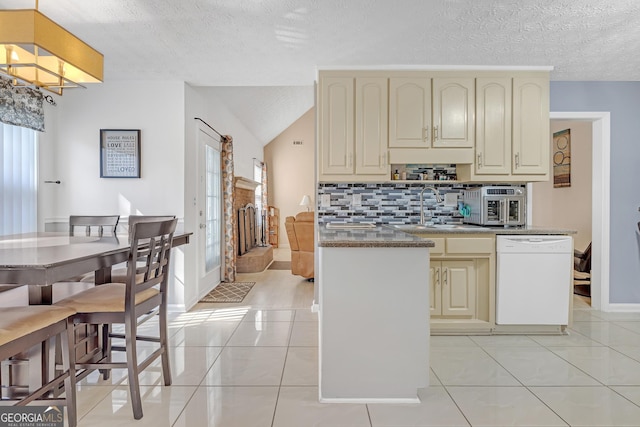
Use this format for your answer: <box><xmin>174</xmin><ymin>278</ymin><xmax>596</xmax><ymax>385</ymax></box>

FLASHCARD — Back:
<box><xmin>199</xmin><ymin>282</ymin><xmax>256</xmax><ymax>303</ymax></box>
<box><xmin>268</xmin><ymin>261</ymin><xmax>291</xmax><ymax>270</ymax></box>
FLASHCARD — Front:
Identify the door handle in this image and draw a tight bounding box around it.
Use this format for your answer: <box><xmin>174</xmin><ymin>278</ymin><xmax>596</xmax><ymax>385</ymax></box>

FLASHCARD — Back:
<box><xmin>515</xmin><ymin>153</ymin><xmax>520</xmax><ymax>168</ymax></box>
<box><xmin>199</xmin><ymin>224</ymin><xmax>206</xmax><ymax>229</ymax></box>
<box><xmin>423</xmin><ymin>126</ymin><xmax>429</xmax><ymax>142</ymax></box>
<box><xmin>443</xmin><ymin>268</ymin><xmax>448</xmax><ymax>286</ymax></box>
<box><xmin>435</xmin><ymin>267</ymin><xmax>441</xmax><ymax>287</ymax></box>
<box><xmin>477</xmin><ymin>153</ymin><xmax>482</xmax><ymax>168</ymax></box>
<box><xmin>433</xmin><ymin>126</ymin><xmax>439</xmax><ymax>142</ymax></box>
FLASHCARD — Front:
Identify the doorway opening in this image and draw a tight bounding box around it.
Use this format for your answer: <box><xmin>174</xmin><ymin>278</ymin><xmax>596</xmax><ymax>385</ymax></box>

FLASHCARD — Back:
<box><xmin>528</xmin><ymin>112</ymin><xmax>610</xmax><ymax>311</ymax></box>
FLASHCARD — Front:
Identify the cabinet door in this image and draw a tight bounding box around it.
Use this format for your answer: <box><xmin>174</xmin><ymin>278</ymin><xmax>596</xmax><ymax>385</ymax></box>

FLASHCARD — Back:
<box><xmin>355</xmin><ymin>78</ymin><xmax>389</xmax><ymax>175</ymax></box>
<box><xmin>320</xmin><ymin>77</ymin><xmax>354</xmax><ymax>175</ymax></box>
<box><xmin>430</xmin><ymin>262</ymin><xmax>442</xmax><ymax>316</ymax></box>
<box><xmin>433</xmin><ymin>78</ymin><xmax>474</xmax><ymax>148</ymax></box>
<box><xmin>475</xmin><ymin>78</ymin><xmax>512</xmax><ymax>175</ymax></box>
<box><xmin>512</xmin><ymin>77</ymin><xmax>550</xmax><ymax>175</ymax></box>
<box><xmin>389</xmin><ymin>77</ymin><xmax>431</xmax><ymax>148</ymax></box>
<box><xmin>441</xmin><ymin>260</ymin><xmax>476</xmax><ymax>318</ymax></box>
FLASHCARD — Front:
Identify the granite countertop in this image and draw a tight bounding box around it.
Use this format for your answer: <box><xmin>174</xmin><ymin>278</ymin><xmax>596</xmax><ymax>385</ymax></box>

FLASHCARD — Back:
<box><xmin>318</xmin><ymin>224</ymin><xmax>436</xmax><ymax>248</ymax></box>
<box><xmin>318</xmin><ymin>223</ymin><xmax>576</xmax><ymax>248</ymax></box>
<box><xmin>392</xmin><ymin>225</ymin><xmax>577</xmax><ymax>235</ymax></box>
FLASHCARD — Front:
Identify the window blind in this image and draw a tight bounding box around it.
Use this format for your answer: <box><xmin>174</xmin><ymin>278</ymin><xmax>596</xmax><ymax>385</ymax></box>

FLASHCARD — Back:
<box><xmin>0</xmin><ymin>122</ymin><xmax>37</xmax><ymax>236</ymax></box>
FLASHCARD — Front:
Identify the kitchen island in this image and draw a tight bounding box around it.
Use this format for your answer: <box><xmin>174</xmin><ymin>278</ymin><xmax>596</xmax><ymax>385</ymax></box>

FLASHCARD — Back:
<box><xmin>318</xmin><ymin>225</ymin><xmax>434</xmax><ymax>403</ymax></box>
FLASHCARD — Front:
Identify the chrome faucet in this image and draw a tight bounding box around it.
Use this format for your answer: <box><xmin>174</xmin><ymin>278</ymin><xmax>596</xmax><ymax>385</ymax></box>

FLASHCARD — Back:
<box><xmin>419</xmin><ymin>186</ymin><xmax>443</xmax><ymax>224</ymax></box>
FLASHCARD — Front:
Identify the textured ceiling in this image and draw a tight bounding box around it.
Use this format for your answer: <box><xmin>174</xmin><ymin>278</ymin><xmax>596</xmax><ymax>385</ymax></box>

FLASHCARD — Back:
<box><xmin>2</xmin><ymin>0</ymin><xmax>639</xmax><ymax>142</ymax></box>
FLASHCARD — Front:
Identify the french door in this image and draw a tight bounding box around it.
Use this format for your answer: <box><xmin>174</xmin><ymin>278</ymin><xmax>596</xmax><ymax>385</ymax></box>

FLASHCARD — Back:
<box><xmin>196</xmin><ymin>123</ymin><xmax>222</xmax><ymax>296</ymax></box>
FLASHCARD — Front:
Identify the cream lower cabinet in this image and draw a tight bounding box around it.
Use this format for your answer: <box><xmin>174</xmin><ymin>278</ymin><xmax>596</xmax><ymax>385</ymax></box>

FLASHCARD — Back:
<box><xmin>423</xmin><ymin>235</ymin><xmax>495</xmax><ymax>334</ymax></box>
<box><xmin>430</xmin><ymin>260</ymin><xmax>476</xmax><ymax>318</ymax></box>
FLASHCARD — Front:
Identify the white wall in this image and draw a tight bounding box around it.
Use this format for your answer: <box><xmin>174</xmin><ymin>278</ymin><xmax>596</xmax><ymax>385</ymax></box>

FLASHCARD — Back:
<box><xmin>42</xmin><ymin>80</ymin><xmax>186</xmax><ymax>223</ymax></box>
<box><xmin>183</xmin><ymin>84</ymin><xmax>207</xmax><ymax>310</ymax></box>
<box><xmin>264</xmin><ymin>108</ymin><xmax>315</xmax><ymax>247</ymax></box>
<box><xmin>39</xmin><ymin>80</ymin><xmax>187</xmax><ymax>309</ymax></box>
<box><xmin>196</xmin><ymin>87</ymin><xmax>265</xmax><ymax>179</ymax></box>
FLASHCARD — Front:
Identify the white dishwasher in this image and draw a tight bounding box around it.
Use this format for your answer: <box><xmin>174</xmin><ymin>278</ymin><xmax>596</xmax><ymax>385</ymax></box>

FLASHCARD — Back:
<box><xmin>496</xmin><ymin>235</ymin><xmax>572</xmax><ymax>325</ymax></box>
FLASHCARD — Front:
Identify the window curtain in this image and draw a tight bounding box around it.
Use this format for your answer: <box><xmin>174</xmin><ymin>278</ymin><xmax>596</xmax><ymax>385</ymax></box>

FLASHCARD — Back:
<box><xmin>0</xmin><ymin>122</ymin><xmax>38</xmax><ymax>236</ymax></box>
<box><xmin>0</xmin><ymin>77</ymin><xmax>45</xmax><ymax>132</ymax></box>
<box><xmin>261</xmin><ymin>162</ymin><xmax>268</xmax><ymax>216</ymax></box>
<box><xmin>221</xmin><ymin>135</ymin><xmax>236</xmax><ymax>282</ymax></box>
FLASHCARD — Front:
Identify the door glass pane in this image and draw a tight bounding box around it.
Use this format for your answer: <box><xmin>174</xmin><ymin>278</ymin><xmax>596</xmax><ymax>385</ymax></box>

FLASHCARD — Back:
<box><xmin>205</xmin><ymin>145</ymin><xmax>221</xmax><ymax>272</ymax></box>
<box><xmin>486</xmin><ymin>200</ymin><xmax>500</xmax><ymax>222</ymax></box>
<box><xmin>508</xmin><ymin>200</ymin><xmax>521</xmax><ymax>222</ymax></box>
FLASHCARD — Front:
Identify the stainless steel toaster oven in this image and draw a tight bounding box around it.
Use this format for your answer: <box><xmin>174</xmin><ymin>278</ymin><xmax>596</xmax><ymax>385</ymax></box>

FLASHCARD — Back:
<box><xmin>462</xmin><ymin>186</ymin><xmax>526</xmax><ymax>227</ymax></box>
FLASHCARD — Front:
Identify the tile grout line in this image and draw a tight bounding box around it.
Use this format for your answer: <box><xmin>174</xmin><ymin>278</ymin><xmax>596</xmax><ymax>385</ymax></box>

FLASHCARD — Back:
<box><xmin>270</xmin><ymin>310</ymin><xmax>296</xmax><ymax>427</ymax></box>
<box><xmin>435</xmin><ymin>367</ymin><xmax>473</xmax><ymax>427</ymax></box>
<box><xmin>476</xmin><ymin>341</ymin><xmax>575</xmax><ymax>426</ymax></box>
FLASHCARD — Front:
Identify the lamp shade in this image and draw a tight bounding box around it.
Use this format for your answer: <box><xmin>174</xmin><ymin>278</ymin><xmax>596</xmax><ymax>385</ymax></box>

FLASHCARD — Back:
<box><xmin>299</xmin><ymin>195</ymin><xmax>312</xmax><ymax>211</ymax></box>
<box><xmin>0</xmin><ymin>9</ymin><xmax>104</xmax><ymax>95</ymax></box>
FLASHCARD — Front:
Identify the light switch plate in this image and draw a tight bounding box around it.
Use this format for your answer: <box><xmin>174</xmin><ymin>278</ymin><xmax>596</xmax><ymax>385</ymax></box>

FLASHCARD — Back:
<box><xmin>321</xmin><ymin>194</ymin><xmax>331</xmax><ymax>207</ymax></box>
<box><xmin>352</xmin><ymin>194</ymin><xmax>361</xmax><ymax>206</ymax></box>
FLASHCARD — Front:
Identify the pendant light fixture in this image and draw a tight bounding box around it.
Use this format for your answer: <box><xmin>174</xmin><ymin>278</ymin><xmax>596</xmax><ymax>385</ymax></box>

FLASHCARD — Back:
<box><xmin>0</xmin><ymin>0</ymin><xmax>103</xmax><ymax>95</ymax></box>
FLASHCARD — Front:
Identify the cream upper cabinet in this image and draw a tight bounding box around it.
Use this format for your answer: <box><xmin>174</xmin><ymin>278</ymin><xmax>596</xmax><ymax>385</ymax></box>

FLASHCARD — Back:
<box><xmin>319</xmin><ymin>76</ymin><xmax>388</xmax><ymax>181</ymax></box>
<box><xmin>319</xmin><ymin>76</ymin><xmax>354</xmax><ymax>176</ymax></box>
<box><xmin>475</xmin><ymin>77</ymin><xmax>512</xmax><ymax>175</ymax></box>
<box><xmin>389</xmin><ymin>77</ymin><xmax>431</xmax><ymax>148</ymax></box>
<box><xmin>432</xmin><ymin>78</ymin><xmax>475</xmax><ymax>148</ymax></box>
<box><xmin>355</xmin><ymin>77</ymin><xmax>389</xmax><ymax>175</ymax></box>
<box><xmin>512</xmin><ymin>77</ymin><xmax>550</xmax><ymax>175</ymax></box>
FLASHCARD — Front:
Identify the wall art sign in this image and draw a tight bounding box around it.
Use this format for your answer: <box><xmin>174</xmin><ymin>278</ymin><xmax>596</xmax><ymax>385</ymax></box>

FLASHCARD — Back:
<box><xmin>100</xmin><ymin>129</ymin><xmax>141</xmax><ymax>178</ymax></box>
<box><xmin>553</xmin><ymin>128</ymin><xmax>571</xmax><ymax>188</ymax></box>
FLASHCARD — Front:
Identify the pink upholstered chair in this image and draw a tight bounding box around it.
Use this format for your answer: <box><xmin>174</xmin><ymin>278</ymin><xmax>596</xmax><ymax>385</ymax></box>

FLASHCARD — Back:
<box><xmin>285</xmin><ymin>212</ymin><xmax>315</xmax><ymax>280</ymax></box>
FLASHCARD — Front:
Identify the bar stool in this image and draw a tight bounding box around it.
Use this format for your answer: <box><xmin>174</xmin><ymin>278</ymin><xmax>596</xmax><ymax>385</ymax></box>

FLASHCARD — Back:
<box><xmin>56</xmin><ymin>219</ymin><xmax>177</xmax><ymax>420</ymax></box>
<box><xmin>0</xmin><ymin>306</ymin><xmax>77</xmax><ymax>427</ymax></box>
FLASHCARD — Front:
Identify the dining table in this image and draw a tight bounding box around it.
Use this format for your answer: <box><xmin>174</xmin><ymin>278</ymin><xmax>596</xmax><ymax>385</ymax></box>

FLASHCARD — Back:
<box><xmin>0</xmin><ymin>230</ymin><xmax>191</xmax><ymax>392</ymax></box>
<box><xmin>0</xmin><ymin>231</ymin><xmax>191</xmax><ymax>305</ymax></box>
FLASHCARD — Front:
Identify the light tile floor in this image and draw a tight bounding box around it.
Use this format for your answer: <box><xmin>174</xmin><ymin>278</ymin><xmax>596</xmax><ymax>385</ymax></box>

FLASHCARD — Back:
<box><xmin>73</xmin><ymin>257</ymin><xmax>640</xmax><ymax>426</ymax></box>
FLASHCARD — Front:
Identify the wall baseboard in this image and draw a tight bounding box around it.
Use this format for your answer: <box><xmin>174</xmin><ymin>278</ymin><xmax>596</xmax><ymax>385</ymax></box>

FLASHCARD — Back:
<box><xmin>168</xmin><ymin>303</ymin><xmax>187</xmax><ymax>313</ymax></box>
<box><xmin>606</xmin><ymin>303</ymin><xmax>640</xmax><ymax>313</ymax></box>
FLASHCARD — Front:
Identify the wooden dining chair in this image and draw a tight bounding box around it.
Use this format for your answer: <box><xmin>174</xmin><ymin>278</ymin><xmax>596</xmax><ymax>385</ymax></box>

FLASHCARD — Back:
<box><xmin>109</xmin><ymin>215</ymin><xmax>177</xmax><ymax>284</ymax></box>
<box><xmin>0</xmin><ymin>306</ymin><xmax>77</xmax><ymax>427</ymax></box>
<box><xmin>69</xmin><ymin>215</ymin><xmax>120</xmax><ymax>237</ymax></box>
<box><xmin>61</xmin><ymin>215</ymin><xmax>121</xmax><ymax>289</ymax></box>
<box><xmin>55</xmin><ymin>218</ymin><xmax>178</xmax><ymax>420</ymax></box>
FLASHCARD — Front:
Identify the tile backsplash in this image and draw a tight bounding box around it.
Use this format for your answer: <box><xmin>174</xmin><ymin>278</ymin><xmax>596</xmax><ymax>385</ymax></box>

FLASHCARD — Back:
<box><xmin>317</xmin><ymin>182</ymin><xmax>476</xmax><ymax>225</ymax></box>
